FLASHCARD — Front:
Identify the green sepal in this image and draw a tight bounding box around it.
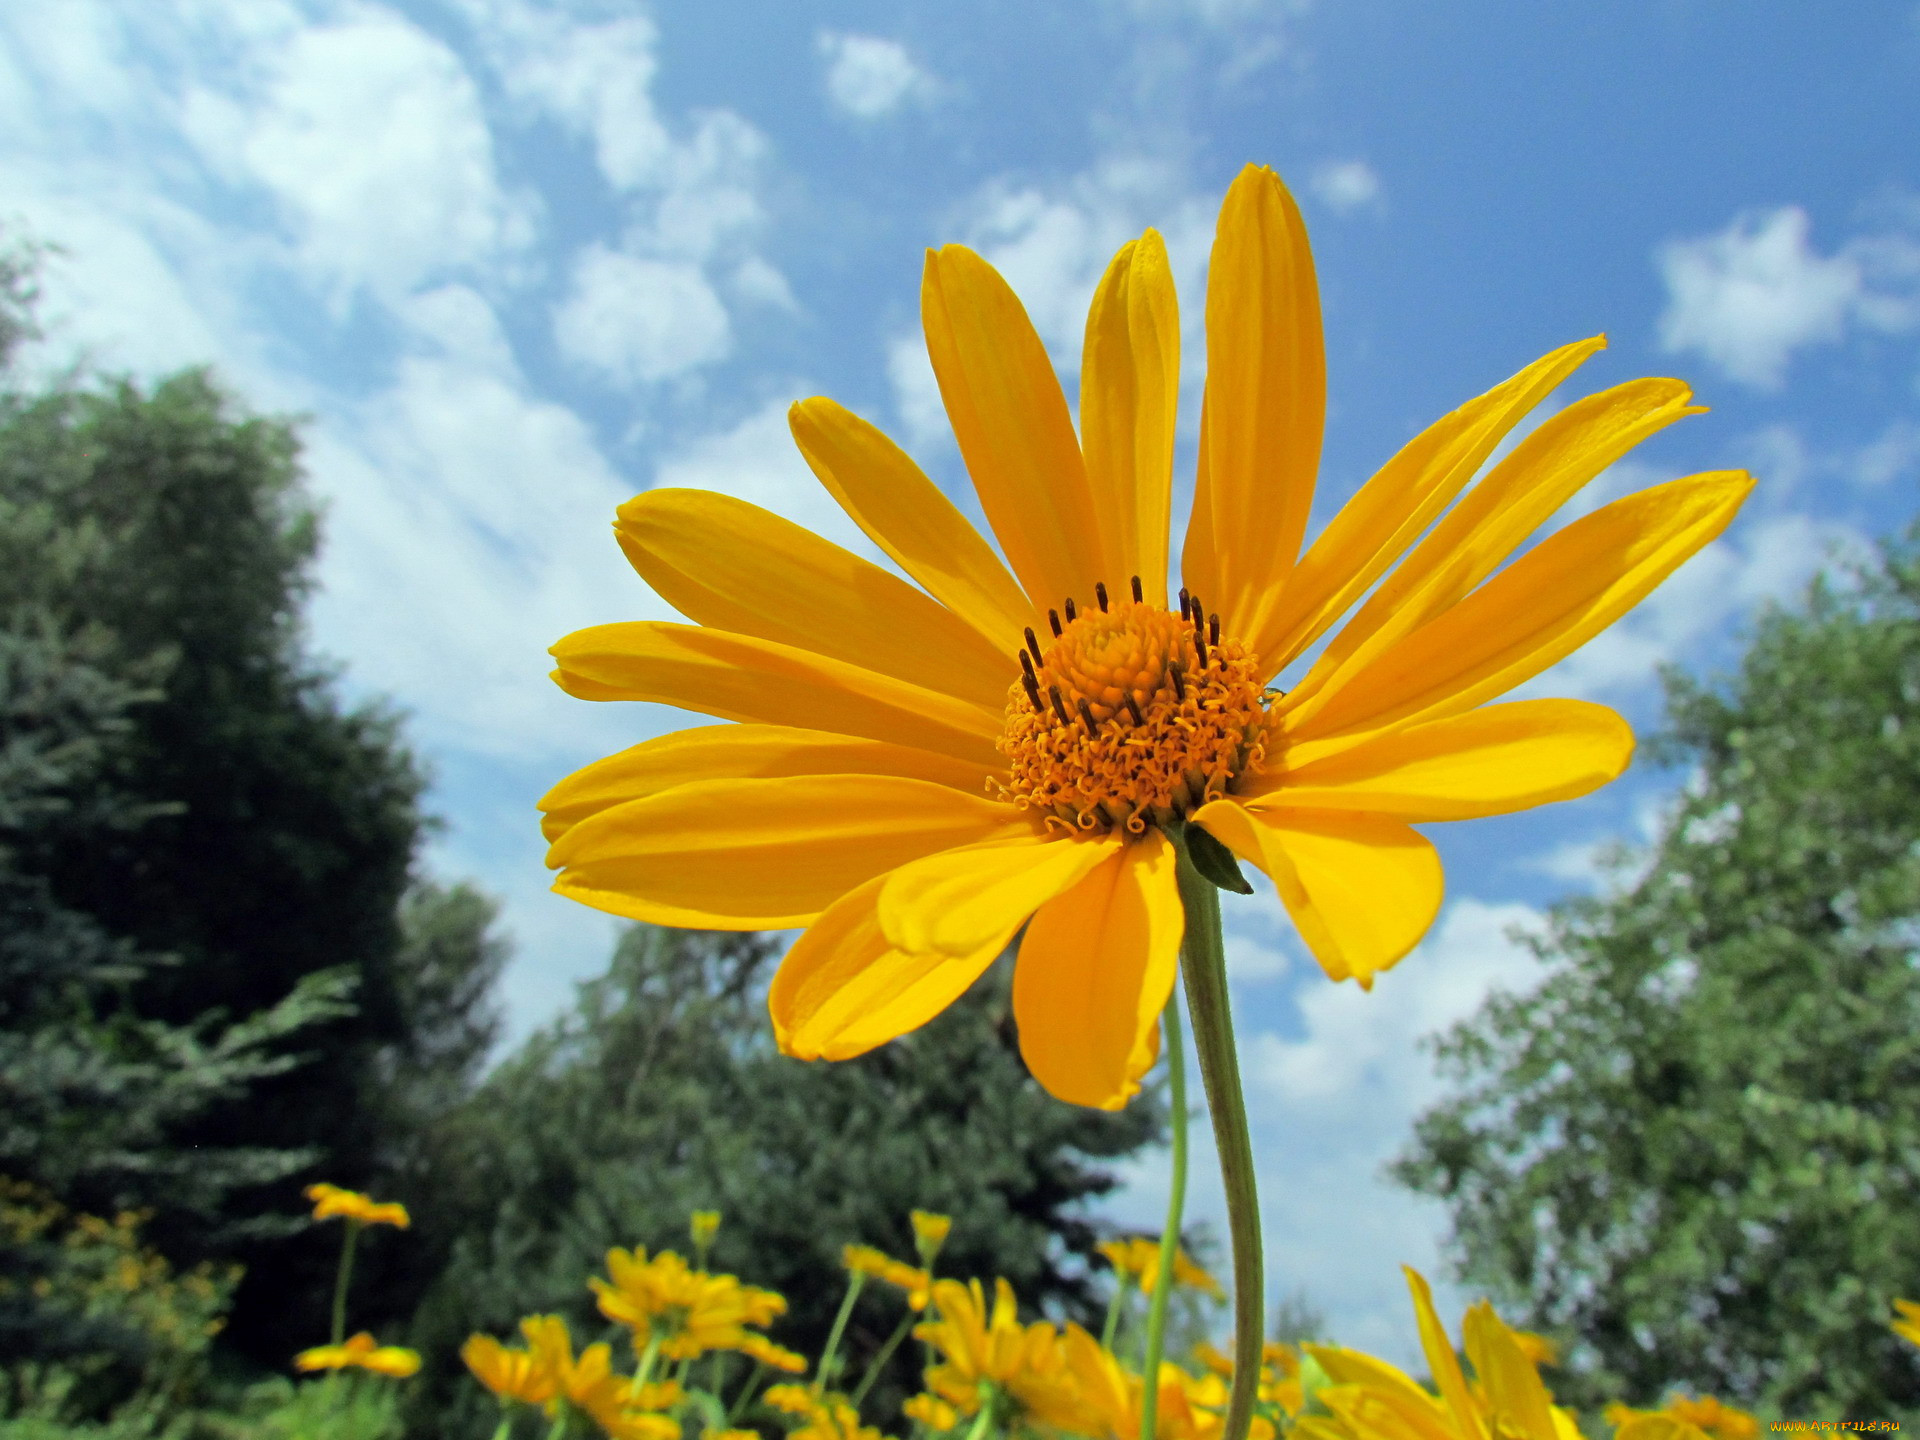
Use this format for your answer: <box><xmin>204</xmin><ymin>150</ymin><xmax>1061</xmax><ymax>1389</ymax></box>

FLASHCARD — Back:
<box><xmin>1182</xmin><ymin>823</ymin><xmax>1254</xmax><ymax>895</ymax></box>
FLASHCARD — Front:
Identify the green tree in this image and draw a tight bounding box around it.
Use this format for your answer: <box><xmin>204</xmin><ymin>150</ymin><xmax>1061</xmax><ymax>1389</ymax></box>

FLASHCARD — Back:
<box><xmin>0</xmin><ymin>249</ymin><xmax>508</xmax><ymax>1370</ymax></box>
<box><xmin>1394</xmin><ymin>531</ymin><xmax>1920</xmax><ymax>1419</ymax></box>
<box><xmin>405</xmin><ymin>923</ymin><xmax>1166</xmax><ymax>1438</ymax></box>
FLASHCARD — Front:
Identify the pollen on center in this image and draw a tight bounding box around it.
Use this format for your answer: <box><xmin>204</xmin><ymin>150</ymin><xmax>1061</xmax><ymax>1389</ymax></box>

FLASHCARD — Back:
<box><xmin>995</xmin><ymin>582</ymin><xmax>1273</xmax><ymax>837</ymax></box>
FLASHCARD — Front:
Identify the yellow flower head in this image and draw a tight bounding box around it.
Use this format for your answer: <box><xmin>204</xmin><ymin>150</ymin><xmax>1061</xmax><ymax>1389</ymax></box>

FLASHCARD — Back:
<box><xmin>1609</xmin><ymin>1395</ymin><xmax>1756</xmax><ymax>1440</ymax></box>
<box><xmin>904</xmin><ymin>1393</ymin><xmax>960</xmax><ymax>1432</ymax></box>
<box><xmin>543</xmin><ymin>163</ymin><xmax>1753</xmax><ymax>1112</ymax></box>
<box><xmin>295</xmin><ymin>1331</ymin><xmax>421</xmax><ymax>1378</ymax></box>
<box><xmin>705</xmin><ymin>1431</ymin><xmax>763</xmax><ymax>1440</ymax></box>
<box><xmin>1894</xmin><ymin>1298</ymin><xmax>1920</xmax><ymax>1350</ymax></box>
<box><xmin>1061</xmin><ymin>1324</ymin><xmax>1233</xmax><ymax>1440</ymax></box>
<box><xmin>736</xmin><ymin>1331</ymin><xmax>809</xmax><ymax>1374</ymax></box>
<box><xmin>303</xmin><ymin>1183</ymin><xmax>410</xmax><ymax>1229</ymax></box>
<box><xmin>765</xmin><ymin>1383</ymin><xmax>825</xmax><ymax>1417</ymax></box>
<box><xmin>1099</xmin><ymin>1236</ymin><xmax>1222</xmax><ymax>1297</ymax></box>
<box><xmin>691</xmin><ymin>1210</ymin><xmax>722</xmax><ymax>1249</ymax></box>
<box><xmin>592</xmin><ymin>1246</ymin><xmax>788</xmax><ymax>1360</ymax></box>
<box><xmin>462</xmin><ymin>1332</ymin><xmax>559</xmax><ymax>1406</ymax></box>
<box><xmin>843</xmin><ymin>1244</ymin><xmax>932</xmax><ymax>1310</ymax></box>
<box><xmin>1306</xmin><ymin>1270</ymin><xmax>1579</xmax><ymax>1440</ymax></box>
<box><xmin>914</xmin><ymin>1277</ymin><xmax>1084</xmax><ymax>1429</ymax></box>
<box><xmin>910</xmin><ymin>1210</ymin><xmax>952</xmax><ymax>1264</ymax></box>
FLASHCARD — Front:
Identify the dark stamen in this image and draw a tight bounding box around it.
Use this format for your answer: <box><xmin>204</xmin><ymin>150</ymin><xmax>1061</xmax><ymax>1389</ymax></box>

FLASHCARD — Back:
<box><xmin>1024</xmin><ymin>627</ymin><xmax>1044</xmax><ymax>668</ymax></box>
<box><xmin>1019</xmin><ymin>648</ymin><xmax>1037</xmax><ymax>682</ymax></box>
<box><xmin>1209</xmin><ymin>613</ymin><xmax>1220</xmax><ymax>648</ymax></box>
<box><xmin>1022</xmin><ymin>672</ymin><xmax>1042</xmax><ymax>710</ymax></box>
<box><xmin>1077</xmin><ymin>698</ymin><xmax>1099</xmax><ymax>737</ymax></box>
<box><xmin>1179</xmin><ymin>587</ymin><xmax>1191</xmax><ymax>620</ymax></box>
<box><xmin>1194</xmin><ymin>625</ymin><xmax>1210</xmax><ymax>669</ymax></box>
<box><xmin>1048</xmin><ymin>609</ymin><xmax>1063</xmax><ymax>638</ymax></box>
<box><xmin>1131</xmin><ymin>575</ymin><xmax>1144</xmax><ymax>604</ymax></box>
<box><xmin>1064</xmin><ymin>597</ymin><xmax>1078</xmax><ymax>623</ymax></box>
<box><xmin>1168</xmin><ymin>663</ymin><xmax>1186</xmax><ymax>702</ymax></box>
<box><xmin>1125</xmin><ymin>694</ymin><xmax>1145</xmax><ymax>726</ymax></box>
<box><xmin>1188</xmin><ymin>591</ymin><xmax>1203</xmax><ymax>625</ymax></box>
<box><xmin>1095</xmin><ymin>581</ymin><xmax>1109</xmax><ymax>613</ymax></box>
<box><xmin>1049</xmin><ymin>685</ymin><xmax>1071</xmax><ymax>726</ymax></box>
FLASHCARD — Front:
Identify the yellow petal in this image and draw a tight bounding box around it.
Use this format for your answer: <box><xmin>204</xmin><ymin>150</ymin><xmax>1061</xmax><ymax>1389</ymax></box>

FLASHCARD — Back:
<box><xmin>1461</xmin><ymin>1302</ymin><xmax>1557</xmax><ymax>1440</ymax></box>
<box><xmin>1081</xmin><ymin>229</ymin><xmax>1179</xmax><ymax>606</ymax></box>
<box><xmin>537</xmin><ymin>721</ymin><xmax>990</xmax><ymax>844</ymax></box>
<box><xmin>922</xmin><ymin>244</ymin><xmax>1114</xmax><ymax>614</ymax></box>
<box><xmin>1291</xmin><ymin>471</ymin><xmax>1755</xmax><ymax>742</ymax></box>
<box><xmin>1244</xmin><ymin>337</ymin><xmax>1607</xmax><ymax>674</ymax></box>
<box><xmin>878</xmin><ymin>831</ymin><xmax>1123</xmax><ymax>958</ymax></box>
<box><xmin>1012</xmin><ymin>830</ymin><xmax>1183</xmax><ymax>1110</ymax></box>
<box><xmin>547</xmin><ymin>774</ymin><xmax>1023</xmax><ymax>929</ymax></box>
<box><xmin>616</xmin><ymin>488</ymin><xmax>1016</xmax><ymax>710</ymax></box>
<box><xmin>1251</xmin><ymin>700</ymin><xmax>1633</xmax><ymax>820</ymax></box>
<box><xmin>1317</xmin><ymin>1383</ymin><xmax>1461</xmax><ymax>1440</ymax></box>
<box><xmin>1615</xmin><ymin>1421</ymin><xmax>1711</xmax><ymax>1440</ymax></box>
<box><xmin>1306</xmin><ymin>1347</ymin><xmax>1451</xmax><ymax>1428</ymax></box>
<box><xmin>771</xmin><ymin>873</ymin><xmax>1012</xmax><ymax>1061</ymax></box>
<box><xmin>1182</xmin><ymin>164</ymin><xmax>1324</xmax><ymax>639</ymax></box>
<box><xmin>1190</xmin><ymin>802</ymin><xmax>1442</xmax><ymax>985</ymax></box>
<box><xmin>540</xmin><ymin>724</ymin><xmax>997</xmax><ymax>844</ymax></box>
<box><xmin>1403</xmin><ymin>1268</ymin><xmax>1487</xmax><ymax>1440</ymax></box>
<box><xmin>551</xmin><ymin>621</ymin><xmax>1004</xmax><ymax>769</ymax></box>
<box><xmin>787</xmin><ymin>397</ymin><xmax>1039</xmax><ymax>650</ymax></box>
<box><xmin>1284</xmin><ymin>377</ymin><xmax>1702</xmax><ymax>716</ymax></box>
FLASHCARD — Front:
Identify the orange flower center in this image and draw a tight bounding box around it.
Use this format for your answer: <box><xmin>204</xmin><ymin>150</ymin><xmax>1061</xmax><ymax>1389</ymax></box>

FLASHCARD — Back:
<box><xmin>996</xmin><ymin>583</ymin><xmax>1272</xmax><ymax>836</ymax></box>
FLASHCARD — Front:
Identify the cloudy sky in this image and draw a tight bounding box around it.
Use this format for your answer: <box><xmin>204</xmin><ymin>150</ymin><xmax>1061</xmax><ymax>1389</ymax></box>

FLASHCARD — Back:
<box><xmin>6</xmin><ymin>0</ymin><xmax>1920</xmax><ymax>1368</ymax></box>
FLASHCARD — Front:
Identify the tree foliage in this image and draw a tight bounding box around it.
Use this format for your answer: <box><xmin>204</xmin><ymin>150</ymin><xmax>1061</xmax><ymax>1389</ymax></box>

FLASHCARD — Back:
<box><xmin>403</xmin><ymin>923</ymin><xmax>1166</xmax><ymax>1437</ymax></box>
<box><xmin>1395</xmin><ymin>533</ymin><xmax>1920</xmax><ymax>1419</ymax></box>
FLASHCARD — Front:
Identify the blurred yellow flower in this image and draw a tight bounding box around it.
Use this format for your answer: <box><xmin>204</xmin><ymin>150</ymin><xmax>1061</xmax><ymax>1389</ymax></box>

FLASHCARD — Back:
<box><xmin>915</xmin><ymin>1277</ymin><xmax>1084</xmax><ymax>1429</ymax></box>
<box><xmin>1062</xmin><ymin>1323</ymin><xmax>1236</xmax><ymax>1440</ymax></box>
<box><xmin>1894</xmin><ymin>1298</ymin><xmax>1920</xmax><ymax>1349</ymax></box>
<box><xmin>904</xmin><ymin>1393</ymin><xmax>960</xmax><ymax>1431</ymax></box>
<box><xmin>1098</xmin><ymin>1236</ymin><xmax>1222</xmax><ymax>1297</ymax></box>
<box><xmin>692</xmin><ymin>1210</ymin><xmax>722</xmax><ymax>1249</ymax></box>
<box><xmin>294</xmin><ymin>1331</ymin><xmax>421</xmax><ymax>1378</ymax></box>
<box><xmin>461</xmin><ymin>1332</ymin><xmax>558</xmax><ymax>1406</ymax></box>
<box><xmin>1302</xmin><ymin>1269</ymin><xmax>1580</xmax><ymax>1440</ymax></box>
<box><xmin>844</xmin><ymin>1243</ymin><xmax>933</xmax><ymax>1310</ymax></box>
<box><xmin>303</xmin><ymin>1183</ymin><xmax>410</xmax><ymax>1229</ymax></box>
<box><xmin>517</xmin><ymin>1313</ymin><xmax>678</xmax><ymax>1440</ymax></box>
<box><xmin>737</xmin><ymin>1331</ymin><xmax>809</xmax><ymax>1374</ymax></box>
<box><xmin>592</xmin><ymin>1246</ymin><xmax>787</xmax><ymax>1359</ymax></box>
<box><xmin>1606</xmin><ymin>1395</ymin><xmax>1759</xmax><ymax>1440</ymax></box>
<box><xmin>910</xmin><ymin>1211</ymin><xmax>953</xmax><ymax>1264</ymax></box>
<box><xmin>544</xmin><ymin>164</ymin><xmax>1751</xmax><ymax>1112</ymax></box>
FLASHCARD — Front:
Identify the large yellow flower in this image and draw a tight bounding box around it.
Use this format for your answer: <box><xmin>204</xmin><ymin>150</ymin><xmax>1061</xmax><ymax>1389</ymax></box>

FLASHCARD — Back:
<box><xmin>543</xmin><ymin>163</ymin><xmax>1752</xmax><ymax>1111</ymax></box>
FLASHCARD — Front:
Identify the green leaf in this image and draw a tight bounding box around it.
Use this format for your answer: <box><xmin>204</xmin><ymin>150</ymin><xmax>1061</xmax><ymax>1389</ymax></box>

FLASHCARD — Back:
<box><xmin>1183</xmin><ymin>824</ymin><xmax>1254</xmax><ymax>894</ymax></box>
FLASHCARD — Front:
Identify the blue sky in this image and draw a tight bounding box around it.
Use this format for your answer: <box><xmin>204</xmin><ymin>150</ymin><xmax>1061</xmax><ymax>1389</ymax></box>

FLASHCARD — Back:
<box><xmin>6</xmin><ymin>0</ymin><xmax>1920</xmax><ymax>1368</ymax></box>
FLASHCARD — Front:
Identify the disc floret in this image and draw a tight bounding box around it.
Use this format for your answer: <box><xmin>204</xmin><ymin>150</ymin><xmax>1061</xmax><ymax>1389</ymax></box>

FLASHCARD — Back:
<box><xmin>997</xmin><ymin>584</ymin><xmax>1272</xmax><ymax>836</ymax></box>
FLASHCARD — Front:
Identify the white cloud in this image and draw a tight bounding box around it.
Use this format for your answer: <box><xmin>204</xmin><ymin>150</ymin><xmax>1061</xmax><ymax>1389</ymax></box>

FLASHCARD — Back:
<box><xmin>1656</xmin><ymin>205</ymin><xmax>1920</xmax><ymax>389</ymax></box>
<box><xmin>181</xmin><ymin>10</ymin><xmax>532</xmax><ymax>303</ymax></box>
<box><xmin>1851</xmin><ymin>418</ymin><xmax>1920</xmax><ymax>487</ymax></box>
<box><xmin>1310</xmin><ymin>159</ymin><xmax>1383</xmax><ymax>217</ymax></box>
<box><xmin>817</xmin><ymin>31</ymin><xmax>939</xmax><ymax>120</ymax></box>
<box><xmin>553</xmin><ymin>245</ymin><xmax>732</xmax><ymax>386</ymax></box>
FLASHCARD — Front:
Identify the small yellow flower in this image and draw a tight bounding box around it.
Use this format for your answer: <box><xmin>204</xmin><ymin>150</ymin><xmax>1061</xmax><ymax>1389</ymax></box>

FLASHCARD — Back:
<box><xmin>517</xmin><ymin>1314</ymin><xmax>674</xmax><ymax>1439</ymax></box>
<box><xmin>630</xmin><ymin>1379</ymin><xmax>685</xmax><ymax>1409</ymax></box>
<box><xmin>914</xmin><ymin>1277</ymin><xmax>1084</xmax><ymax>1428</ymax></box>
<box><xmin>692</xmin><ymin>1210</ymin><xmax>723</xmax><ymax>1249</ymax></box>
<box><xmin>295</xmin><ymin>1331</ymin><xmax>421</xmax><ymax>1378</ymax></box>
<box><xmin>1061</xmin><ymin>1323</ymin><xmax>1227</xmax><ymax>1440</ymax></box>
<box><xmin>1098</xmin><ymin>1237</ymin><xmax>1221</xmax><ymax>1297</ymax></box>
<box><xmin>737</xmin><ymin>1331</ymin><xmax>809</xmax><ymax>1373</ymax></box>
<box><xmin>1607</xmin><ymin>1396</ymin><xmax>1759</xmax><ymax>1440</ymax></box>
<box><xmin>904</xmin><ymin>1394</ymin><xmax>959</xmax><ymax>1431</ymax></box>
<box><xmin>843</xmin><ymin>1244</ymin><xmax>932</xmax><ymax>1310</ymax></box>
<box><xmin>910</xmin><ymin>1211</ymin><xmax>952</xmax><ymax>1265</ymax></box>
<box><xmin>1894</xmin><ymin>1298</ymin><xmax>1920</xmax><ymax>1349</ymax></box>
<box><xmin>462</xmin><ymin>1332</ymin><xmax>559</xmax><ymax>1406</ymax></box>
<box><xmin>705</xmin><ymin>1431</ymin><xmax>762</xmax><ymax>1440</ymax></box>
<box><xmin>765</xmin><ymin>1383</ymin><xmax>824</xmax><ymax>1416</ymax></box>
<box><xmin>592</xmin><ymin>1246</ymin><xmax>787</xmax><ymax>1359</ymax></box>
<box><xmin>304</xmin><ymin>1183</ymin><xmax>410</xmax><ymax>1229</ymax></box>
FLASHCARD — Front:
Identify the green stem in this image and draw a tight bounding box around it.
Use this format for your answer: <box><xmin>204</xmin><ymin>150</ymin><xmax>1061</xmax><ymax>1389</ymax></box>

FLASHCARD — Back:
<box><xmin>1174</xmin><ymin>831</ymin><xmax>1263</xmax><ymax>1440</ymax></box>
<box><xmin>633</xmin><ymin>1332</ymin><xmax>664</xmax><ymax>1394</ymax></box>
<box><xmin>544</xmin><ymin>1411</ymin><xmax>571</xmax><ymax>1440</ymax></box>
<box><xmin>488</xmin><ymin>1419</ymin><xmax>512</xmax><ymax>1440</ymax></box>
<box><xmin>816</xmin><ymin>1271</ymin><xmax>867</xmax><ymax>1394</ymax></box>
<box><xmin>1099</xmin><ymin>1272</ymin><xmax>1133</xmax><ymax>1354</ymax></box>
<box><xmin>1137</xmin><ymin>985</ymin><xmax>1189</xmax><ymax>1440</ymax></box>
<box><xmin>329</xmin><ymin>1220</ymin><xmax>362</xmax><ymax>1347</ymax></box>
<box><xmin>851</xmin><ymin>1309</ymin><xmax>918</xmax><ymax>1411</ymax></box>
<box><xmin>963</xmin><ymin>1387</ymin><xmax>999</xmax><ymax>1440</ymax></box>
<box><xmin>726</xmin><ymin>1359</ymin><xmax>768</xmax><ymax>1422</ymax></box>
